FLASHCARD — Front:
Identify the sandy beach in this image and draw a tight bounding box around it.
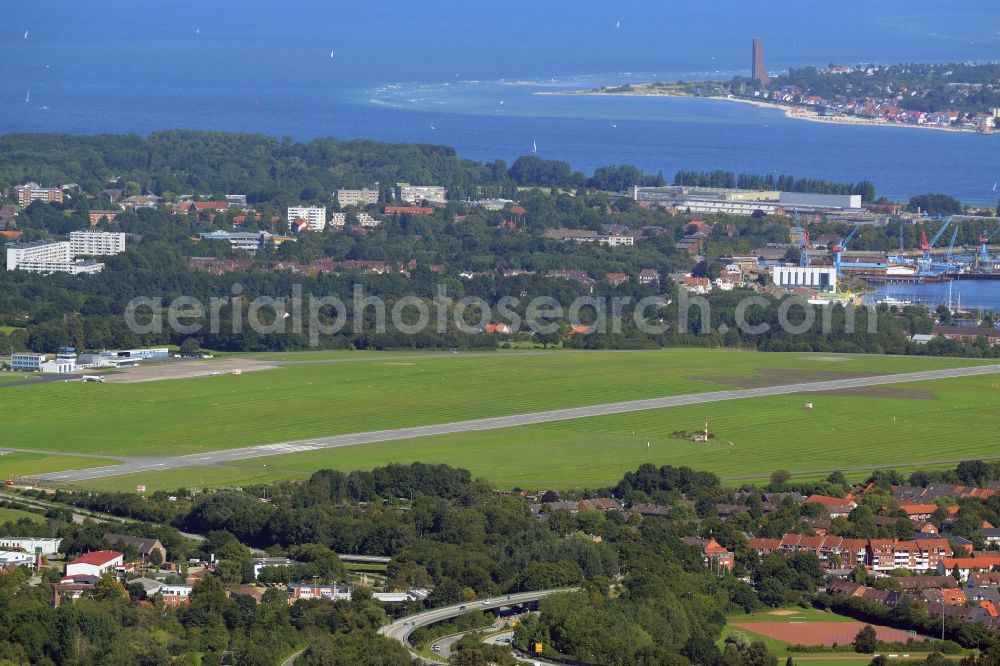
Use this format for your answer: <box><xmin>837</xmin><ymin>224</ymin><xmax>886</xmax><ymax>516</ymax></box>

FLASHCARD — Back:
<box><xmin>537</xmin><ymin>89</ymin><xmax>986</xmax><ymax>135</ymax></box>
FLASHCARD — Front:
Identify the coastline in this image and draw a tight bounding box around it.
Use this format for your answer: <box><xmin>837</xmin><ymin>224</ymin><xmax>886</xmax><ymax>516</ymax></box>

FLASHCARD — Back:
<box><xmin>535</xmin><ymin>89</ymin><xmax>989</xmax><ymax>135</ymax></box>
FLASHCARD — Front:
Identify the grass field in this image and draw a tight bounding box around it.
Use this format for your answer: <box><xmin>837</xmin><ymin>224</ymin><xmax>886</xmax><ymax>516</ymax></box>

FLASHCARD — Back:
<box><xmin>0</xmin><ymin>452</ymin><xmax>118</xmax><ymax>477</ymax></box>
<box><xmin>169</xmin><ymin>373</ymin><xmax>1000</xmax><ymax>490</ymax></box>
<box><xmin>0</xmin><ymin>506</ymin><xmax>45</xmax><ymax>524</ymax></box>
<box><xmin>1</xmin><ymin>349</ymin><xmax>996</xmax><ymax>491</ymax></box>
<box><xmin>0</xmin><ymin>350</ymin><xmax>985</xmax><ymax>460</ymax></box>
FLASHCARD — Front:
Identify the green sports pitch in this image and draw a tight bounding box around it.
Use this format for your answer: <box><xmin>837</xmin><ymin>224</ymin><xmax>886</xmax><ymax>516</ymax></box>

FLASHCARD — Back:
<box><xmin>0</xmin><ymin>349</ymin><xmax>996</xmax><ymax>491</ymax></box>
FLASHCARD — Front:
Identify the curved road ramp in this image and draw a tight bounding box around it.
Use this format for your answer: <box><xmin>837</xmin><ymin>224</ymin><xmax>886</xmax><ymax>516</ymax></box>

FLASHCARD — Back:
<box><xmin>378</xmin><ymin>588</ymin><xmax>578</xmax><ymax>664</ymax></box>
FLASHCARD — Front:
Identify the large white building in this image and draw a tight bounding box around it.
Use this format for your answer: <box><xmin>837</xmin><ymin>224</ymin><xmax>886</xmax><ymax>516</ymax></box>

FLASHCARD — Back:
<box><xmin>0</xmin><ymin>537</ymin><xmax>62</xmax><ymax>555</ymax></box>
<box><xmin>287</xmin><ymin>206</ymin><xmax>327</xmax><ymax>232</ymax></box>
<box><xmin>395</xmin><ymin>183</ymin><xmax>446</xmax><ymax>204</ymax></box>
<box><xmin>778</xmin><ymin>192</ymin><xmax>861</xmax><ymax>210</ymax></box>
<box><xmin>65</xmin><ymin>550</ymin><xmax>123</xmax><ymax>577</ymax></box>
<box><xmin>199</xmin><ymin>231</ymin><xmax>275</xmax><ymax>252</ymax></box>
<box><xmin>70</xmin><ymin>230</ymin><xmax>126</xmax><ymax>256</ymax></box>
<box><xmin>334</xmin><ymin>188</ymin><xmax>379</xmax><ymax>207</ymax></box>
<box><xmin>6</xmin><ymin>241</ymin><xmax>70</xmax><ymax>270</ymax></box>
<box><xmin>680</xmin><ymin>200</ymin><xmax>782</xmax><ymax>216</ymax></box>
<box><xmin>771</xmin><ymin>266</ymin><xmax>838</xmax><ymax>292</ymax></box>
<box><xmin>10</xmin><ymin>353</ymin><xmax>45</xmax><ymax>372</ymax></box>
<box><xmin>5</xmin><ymin>241</ymin><xmax>104</xmax><ymax>274</ymax></box>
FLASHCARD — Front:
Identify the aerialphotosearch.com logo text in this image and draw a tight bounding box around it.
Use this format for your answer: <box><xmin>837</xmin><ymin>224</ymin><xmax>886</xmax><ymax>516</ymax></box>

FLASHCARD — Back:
<box><xmin>124</xmin><ymin>283</ymin><xmax>875</xmax><ymax>346</ymax></box>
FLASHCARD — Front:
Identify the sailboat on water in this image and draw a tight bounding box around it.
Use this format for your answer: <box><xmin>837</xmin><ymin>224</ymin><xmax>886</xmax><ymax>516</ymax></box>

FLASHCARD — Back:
<box><xmin>531</xmin><ymin>140</ymin><xmax>537</xmax><ymax>153</ymax></box>
<box><xmin>25</xmin><ymin>90</ymin><xmax>30</xmax><ymax>103</ymax></box>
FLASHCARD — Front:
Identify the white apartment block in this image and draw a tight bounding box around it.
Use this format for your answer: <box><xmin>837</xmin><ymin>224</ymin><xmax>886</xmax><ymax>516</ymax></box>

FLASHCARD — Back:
<box><xmin>6</xmin><ymin>241</ymin><xmax>104</xmax><ymax>274</ymax></box>
<box><xmin>329</xmin><ymin>212</ymin><xmax>347</xmax><ymax>227</ymax></box>
<box><xmin>335</xmin><ymin>188</ymin><xmax>379</xmax><ymax>207</ymax></box>
<box><xmin>357</xmin><ymin>212</ymin><xmax>380</xmax><ymax>228</ymax></box>
<box><xmin>70</xmin><ymin>231</ymin><xmax>126</xmax><ymax>256</ymax></box>
<box><xmin>288</xmin><ymin>206</ymin><xmax>327</xmax><ymax>232</ymax></box>
<box><xmin>6</xmin><ymin>241</ymin><xmax>70</xmax><ymax>270</ymax></box>
<box><xmin>395</xmin><ymin>183</ymin><xmax>446</xmax><ymax>204</ymax></box>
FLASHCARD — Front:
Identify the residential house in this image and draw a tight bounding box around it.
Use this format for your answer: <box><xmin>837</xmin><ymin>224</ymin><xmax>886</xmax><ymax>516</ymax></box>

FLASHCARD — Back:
<box><xmin>804</xmin><ymin>494</ymin><xmax>857</xmax><ymax>518</ymax></box>
<box><xmin>898</xmin><ymin>503</ymin><xmax>938</xmax><ymax>521</ymax></box>
<box><xmin>681</xmin><ymin>537</ymin><xmax>735</xmax><ymax>572</ymax></box>
<box><xmin>631</xmin><ymin>504</ymin><xmax>669</xmax><ymax>518</ymax></box>
<box><xmin>161</xmin><ymin>585</ymin><xmax>193</xmax><ymax>607</ymax></box>
<box><xmin>638</xmin><ymin>269</ymin><xmax>660</xmax><ymax>286</ymax></box>
<box><xmin>930</xmin><ymin>326</ymin><xmax>1000</xmax><ymax>346</ymax></box>
<box><xmin>982</xmin><ymin>528</ymin><xmax>1000</xmax><ymax>545</ymax></box>
<box><xmin>606</xmin><ymin>272</ymin><xmax>629</xmax><ymax>286</ymax></box>
<box><xmin>104</xmin><ymin>533</ymin><xmax>167</xmax><ymax>563</ymax></box>
<box><xmin>937</xmin><ymin>556</ymin><xmax>1000</xmax><ymax>579</ymax></box>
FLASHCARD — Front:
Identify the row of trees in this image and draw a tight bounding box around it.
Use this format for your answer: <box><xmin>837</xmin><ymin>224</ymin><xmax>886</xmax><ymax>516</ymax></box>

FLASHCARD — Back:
<box><xmin>672</xmin><ymin>170</ymin><xmax>876</xmax><ymax>201</ymax></box>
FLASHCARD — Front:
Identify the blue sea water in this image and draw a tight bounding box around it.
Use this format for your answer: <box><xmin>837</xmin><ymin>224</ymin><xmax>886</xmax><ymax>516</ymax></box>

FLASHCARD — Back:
<box><xmin>2</xmin><ymin>0</ymin><xmax>1000</xmax><ymax>203</ymax></box>
<box><xmin>872</xmin><ymin>280</ymin><xmax>1000</xmax><ymax>312</ymax></box>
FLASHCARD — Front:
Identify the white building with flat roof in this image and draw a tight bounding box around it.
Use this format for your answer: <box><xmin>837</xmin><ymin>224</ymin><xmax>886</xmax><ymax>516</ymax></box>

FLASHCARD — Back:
<box><xmin>70</xmin><ymin>230</ymin><xmax>126</xmax><ymax>256</ymax></box>
<box><xmin>771</xmin><ymin>266</ymin><xmax>838</xmax><ymax>292</ymax></box>
<box><xmin>199</xmin><ymin>231</ymin><xmax>273</xmax><ymax>252</ymax></box>
<box><xmin>287</xmin><ymin>206</ymin><xmax>327</xmax><ymax>231</ymax></box>
<box><xmin>334</xmin><ymin>188</ymin><xmax>379</xmax><ymax>207</ymax></box>
<box><xmin>329</xmin><ymin>212</ymin><xmax>347</xmax><ymax>227</ymax></box>
<box><xmin>6</xmin><ymin>241</ymin><xmax>71</xmax><ymax>271</ymax></box>
<box><xmin>680</xmin><ymin>200</ymin><xmax>781</xmax><ymax>216</ymax></box>
<box><xmin>10</xmin><ymin>353</ymin><xmax>45</xmax><ymax>372</ymax></box>
<box><xmin>6</xmin><ymin>240</ymin><xmax>104</xmax><ymax>274</ymax></box>
<box><xmin>0</xmin><ymin>537</ymin><xmax>62</xmax><ymax>555</ymax></box>
<box><xmin>395</xmin><ymin>183</ymin><xmax>446</xmax><ymax>204</ymax></box>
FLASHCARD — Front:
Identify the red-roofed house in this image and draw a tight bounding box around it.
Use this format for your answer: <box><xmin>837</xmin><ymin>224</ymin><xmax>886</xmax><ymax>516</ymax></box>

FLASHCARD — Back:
<box><xmin>65</xmin><ymin>551</ymin><xmax>123</xmax><ymax>577</ymax></box>
<box><xmin>931</xmin><ymin>326</ymin><xmax>1000</xmax><ymax>346</ymax></box>
<box><xmin>937</xmin><ymin>556</ymin><xmax>1000</xmax><ymax>579</ymax></box>
<box><xmin>484</xmin><ymin>323</ymin><xmax>511</xmax><ymax>335</ymax></box>
<box><xmin>941</xmin><ymin>588</ymin><xmax>968</xmax><ymax>605</ymax></box>
<box><xmin>384</xmin><ymin>206</ymin><xmax>434</xmax><ymax>216</ymax></box>
<box><xmin>899</xmin><ymin>503</ymin><xmax>938</xmax><ymax>521</ymax></box>
<box><xmin>682</xmin><ymin>537</ymin><xmax>734</xmax><ymax>572</ymax></box>
<box><xmin>606</xmin><ymin>272</ymin><xmax>629</xmax><ymax>286</ymax></box>
<box><xmin>805</xmin><ymin>494</ymin><xmax>857</xmax><ymax>518</ymax></box>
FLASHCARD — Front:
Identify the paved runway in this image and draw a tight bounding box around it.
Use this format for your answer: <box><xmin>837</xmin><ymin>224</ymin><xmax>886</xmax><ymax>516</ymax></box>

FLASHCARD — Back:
<box><xmin>36</xmin><ymin>363</ymin><xmax>1000</xmax><ymax>483</ymax></box>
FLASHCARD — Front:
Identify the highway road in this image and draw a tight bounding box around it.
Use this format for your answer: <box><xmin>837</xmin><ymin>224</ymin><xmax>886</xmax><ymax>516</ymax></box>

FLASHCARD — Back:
<box><xmin>378</xmin><ymin>588</ymin><xmax>576</xmax><ymax>663</ymax></box>
<box><xmin>35</xmin><ymin>363</ymin><xmax>1000</xmax><ymax>483</ymax></box>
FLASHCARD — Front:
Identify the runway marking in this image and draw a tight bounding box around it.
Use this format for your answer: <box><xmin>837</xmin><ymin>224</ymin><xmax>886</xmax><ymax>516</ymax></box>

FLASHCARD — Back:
<box><xmin>36</xmin><ymin>364</ymin><xmax>1000</xmax><ymax>483</ymax></box>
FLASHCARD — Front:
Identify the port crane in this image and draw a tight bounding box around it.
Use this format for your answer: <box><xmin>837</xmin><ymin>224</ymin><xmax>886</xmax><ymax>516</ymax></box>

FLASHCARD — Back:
<box><xmin>919</xmin><ymin>215</ymin><xmax>955</xmax><ymax>263</ymax></box>
<box><xmin>831</xmin><ymin>225</ymin><xmax>859</xmax><ymax>267</ymax></box>
<box><xmin>944</xmin><ymin>225</ymin><xmax>961</xmax><ymax>263</ymax></box>
<box><xmin>980</xmin><ymin>223</ymin><xmax>1000</xmax><ymax>263</ymax></box>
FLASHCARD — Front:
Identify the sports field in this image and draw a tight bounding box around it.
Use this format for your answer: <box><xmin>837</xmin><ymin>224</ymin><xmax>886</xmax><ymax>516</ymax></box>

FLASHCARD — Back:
<box><xmin>720</xmin><ymin>608</ymin><xmax>949</xmax><ymax>666</ymax></box>
<box><xmin>0</xmin><ymin>350</ymin><xmax>996</xmax><ymax>491</ymax></box>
